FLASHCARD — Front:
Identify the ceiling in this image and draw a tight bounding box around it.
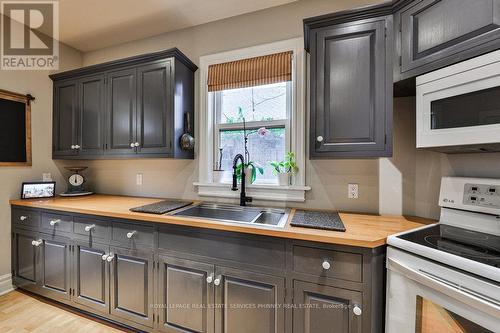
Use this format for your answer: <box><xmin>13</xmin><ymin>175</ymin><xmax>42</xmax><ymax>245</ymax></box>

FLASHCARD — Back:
<box><xmin>52</xmin><ymin>0</ymin><xmax>297</xmax><ymax>52</ymax></box>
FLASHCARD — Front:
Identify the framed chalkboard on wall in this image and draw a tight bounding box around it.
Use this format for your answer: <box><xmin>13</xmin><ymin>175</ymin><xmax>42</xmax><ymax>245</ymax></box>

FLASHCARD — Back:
<box><xmin>0</xmin><ymin>90</ymin><xmax>33</xmax><ymax>166</ymax></box>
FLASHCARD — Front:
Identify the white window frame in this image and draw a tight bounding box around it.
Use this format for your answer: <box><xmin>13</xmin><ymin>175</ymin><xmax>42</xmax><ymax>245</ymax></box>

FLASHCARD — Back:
<box><xmin>195</xmin><ymin>38</ymin><xmax>310</xmax><ymax>202</ymax></box>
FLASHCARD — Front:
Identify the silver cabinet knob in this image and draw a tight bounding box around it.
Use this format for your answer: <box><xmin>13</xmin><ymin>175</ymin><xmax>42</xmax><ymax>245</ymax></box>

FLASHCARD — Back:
<box><xmin>353</xmin><ymin>305</ymin><xmax>362</xmax><ymax>316</ymax></box>
<box><xmin>213</xmin><ymin>276</ymin><xmax>221</xmax><ymax>286</ymax></box>
<box><xmin>134</xmin><ymin>142</ymin><xmax>140</xmax><ymax>147</ymax></box>
<box><xmin>126</xmin><ymin>231</ymin><xmax>137</xmax><ymax>239</ymax></box>
<box><xmin>19</xmin><ymin>215</ymin><xmax>28</xmax><ymax>221</ymax></box>
<box><xmin>206</xmin><ymin>274</ymin><xmax>214</xmax><ymax>284</ymax></box>
<box><xmin>71</xmin><ymin>145</ymin><xmax>76</xmax><ymax>149</ymax></box>
<box><xmin>130</xmin><ymin>143</ymin><xmax>135</xmax><ymax>148</ymax></box>
<box><xmin>322</xmin><ymin>260</ymin><xmax>331</xmax><ymax>270</ymax></box>
<box><xmin>106</xmin><ymin>253</ymin><xmax>115</xmax><ymax>262</ymax></box>
<box><xmin>317</xmin><ymin>136</ymin><xmax>324</xmax><ymax>143</ymax></box>
<box><xmin>74</xmin><ymin>145</ymin><xmax>80</xmax><ymax>149</ymax></box>
<box><xmin>101</xmin><ymin>253</ymin><xmax>109</xmax><ymax>261</ymax></box>
<box><xmin>84</xmin><ymin>224</ymin><xmax>96</xmax><ymax>232</ymax></box>
<box><xmin>49</xmin><ymin>219</ymin><xmax>61</xmax><ymax>226</ymax></box>
<box><xmin>31</xmin><ymin>239</ymin><xmax>42</xmax><ymax>247</ymax></box>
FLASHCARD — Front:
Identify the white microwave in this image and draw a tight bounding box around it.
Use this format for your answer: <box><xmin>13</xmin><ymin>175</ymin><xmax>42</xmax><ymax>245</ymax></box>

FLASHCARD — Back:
<box><xmin>416</xmin><ymin>50</ymin><xmax>500</xmax><ymax>153</ymax></box>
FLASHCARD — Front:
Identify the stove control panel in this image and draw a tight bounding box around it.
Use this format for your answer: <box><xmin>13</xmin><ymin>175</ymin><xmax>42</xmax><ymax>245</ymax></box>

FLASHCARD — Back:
<box><xmin>440</xmin><ymin>177</ymin><xmax>500</xmax><ymax>215</ymax></box>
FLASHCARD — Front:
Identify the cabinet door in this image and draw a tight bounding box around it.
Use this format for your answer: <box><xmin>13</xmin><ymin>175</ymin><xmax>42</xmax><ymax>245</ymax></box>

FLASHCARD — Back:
<box><xmin>310</xmin><ymin>19</ymin><xmax>391</xmax><ymax>158</ymax></box>
<box><xmin>53</xmin><ymin>80</ymin><xmax>78</xmax><ymax>157</ymax></box>
<box><xmin>12</xmin><ymin>230</ymin><xmax>39</xmax><ymax>292</ymax></box>
<box><xmin>215</xmin><ymin>267</ymin><xmax>285</xmax><ymax>333</ymax></box>
<box><xmin>78</xmin><ymin>75</ymin><xmax>105</xmax><ymax>156</ymax></box>
<box><xmin>292</xmin><ymin>281</ymin><xmax>362</xmax><ymax>333</ymax></box>
<box><xmin>158</xmin><ymin>256</ymin><xmax>215</xmax><ymax>333</ymax></box>
<box><xmin>400</xmin><ymin>0</ymin><xmax>500</xmax><ymax>79</ymax></box>
<box><xmin>136</xmin><ymin>61</ymin><xmax>172</xmax><ymax>155</ymax></box>
<box><xmin>107</xmin><ymin>68</ymin><xmax>137</xmax><ymax>155</ymax></box>
<box><xmin>73</xmin><ymin>241</ymin><xmax>109</xmax><ymax>315</ymax></box>
<box><xmin>38</xmin><ymin>235</ymin><xmax>72</xmax><ymax>301</ymax></box>
<box><xmin>109</xmin><ymin>247</ymin><xmax>155</xmax><ymax>329</ymax></box>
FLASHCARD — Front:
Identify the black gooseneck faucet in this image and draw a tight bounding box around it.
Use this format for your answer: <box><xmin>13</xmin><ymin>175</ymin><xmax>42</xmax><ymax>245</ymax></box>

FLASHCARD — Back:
<box><xmin>231</xmin><ymin>154</ymin><xmax>252</xmax><ymax>206</ymax></box>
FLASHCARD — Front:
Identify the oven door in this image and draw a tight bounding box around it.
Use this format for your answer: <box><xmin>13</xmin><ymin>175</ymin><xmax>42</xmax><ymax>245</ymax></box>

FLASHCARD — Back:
<box><xmin>416</xmin><ymin>50</ymin><xmax>500</xmax><ymax>151</ymax></box>
<box><xmin>386</xmin><ymin>247</ymin><xmax>500</xmax><ymax>333</ymax></box>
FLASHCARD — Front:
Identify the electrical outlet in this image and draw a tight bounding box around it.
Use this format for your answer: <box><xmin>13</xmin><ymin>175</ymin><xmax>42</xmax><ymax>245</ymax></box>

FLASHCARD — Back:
<box><xmin>348</xmin><ymin>183</ymin><xmax>359</xmax><ymax>199</ymax></box>
<box><xmin>42</xmin><ymin>173</ymin><xmax>52</xmax><ymax>182</ymax></box>
<box><xmin>136</xmin><ymin>173</ymin><xmax>143</xmax><ymax>186</ymax></box>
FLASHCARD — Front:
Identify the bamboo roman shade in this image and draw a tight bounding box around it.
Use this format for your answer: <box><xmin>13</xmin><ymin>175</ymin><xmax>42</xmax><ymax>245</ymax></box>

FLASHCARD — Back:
<box><xmin>207</xmin><ymin>51</ymin><xmax>293</xmax><ymax>92</ymax></box>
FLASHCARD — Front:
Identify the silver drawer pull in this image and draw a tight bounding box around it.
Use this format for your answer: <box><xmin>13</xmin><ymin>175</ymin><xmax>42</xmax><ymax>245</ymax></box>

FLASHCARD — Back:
<box><xmin>134</xmin><ymin>142</ymin><xmax>140</xmax><ymax>147</ymax></box>
<box><xmin>31</xmin><ymin>239</ymin><xmax>42</xmax><ymax>247</ymax></box>
<box><xmin>206</xmin><ymin>274</ymin><xmax>214</xmax><ymax>284</ymax></box>
<box><xmin>126</xmin><ymin>231</ymin><xmax>137</xmax><ymax>239</ymax></box>
<box><xmin>322</xmin><ymin>260</ymin><xmax>331</xmax><ymax>270</ymax></box>
<box><xmin>74</xmin><ymin>145</ymin><xmax>80</xmax><ymax>149</ymax></box>
<box><xmin>213</xmin><ymin>276</ymin><xmax>222</xmax><ymax>286</ymax></box>
<box><xmin>49</xmin><ymin>219</ymin><xmax>61</xmax><ymax>226</ymax></box>
<box><xmin>101</xmin><ymin>254</ymin><xmax>109</xmax><ymax>261</ymax></box>
<box><xmin>84</xmin><ymin>224</ymin><xmax>96</xmax><ymax>232</ymax></box>
<box><xmin>130</xmin><ymin>143</ymin><xmax>135</xmax><ymax>148</ymax></box>
<box><xmin>19</xmin><ymin>215</ymin><xmax>28</xmax><ymax>221</ymax></box>
<box><xmin>106</xmin><ymin>253</ymin><xmax>115</xmax><ymax>262</ymax></box>
<box><xmin>353</xmin><ymin>305</ymin><xmax>362</xmax><ymax>316</ymax></box>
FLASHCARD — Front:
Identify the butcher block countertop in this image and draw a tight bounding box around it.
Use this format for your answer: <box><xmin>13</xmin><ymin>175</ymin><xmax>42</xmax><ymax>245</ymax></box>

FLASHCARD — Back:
<box><xmin>10</xmin><ymin>194</ymin><xmax>434</xmax><ymax>248</ymax></box>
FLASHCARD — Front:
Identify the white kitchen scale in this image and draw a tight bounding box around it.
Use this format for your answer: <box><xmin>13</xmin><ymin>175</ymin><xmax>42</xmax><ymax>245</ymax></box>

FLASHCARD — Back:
<box><xmin>60</xmin><ymin>166</ymin><xmax>94</xmax><ymax>197</ymax></box>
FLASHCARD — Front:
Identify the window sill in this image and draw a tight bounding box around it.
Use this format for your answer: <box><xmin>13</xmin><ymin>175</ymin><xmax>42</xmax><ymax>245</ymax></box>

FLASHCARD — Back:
<box><xmin>194</xmin><ymin>182</ymin><xmax>311</xmax><ymax>202</ymax></box>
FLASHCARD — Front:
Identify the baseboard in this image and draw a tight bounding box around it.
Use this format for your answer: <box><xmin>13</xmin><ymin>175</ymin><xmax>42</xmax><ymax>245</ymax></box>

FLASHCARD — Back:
<box><xmin>0</xmin><ymin>273</ymin><xmax>14</xmax><ymax>296</ymax></box>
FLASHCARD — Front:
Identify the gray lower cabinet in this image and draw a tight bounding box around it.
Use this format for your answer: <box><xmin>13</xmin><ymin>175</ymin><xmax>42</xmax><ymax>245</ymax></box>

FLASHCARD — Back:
<box><xmin>11</xmin><ymin>206</ymin><xmax>383</xmax><ymax>333</ymax></box>
<box><xmin>157</xmin><ymin>256</ymin><xmax>215</xmax><ymax>333</ymax></box>
<box><xmin>38</xmin><ymin>234</ymin><xmax>72</xmax><ymax>301</ymax></box>
<box><xmin>216</xmin><ymin>267</ymin><xmax>285</xmax><ymax>333</ymax></box>
<box><xmin>305</xmin><ymin>13</ymin><xmax>393</xmax><ymax>158</ymax></box>
<box><xmin>12</xmin><ymin>230</ymin><xmax>39</xmax><ymax>292</ymax></box>
<box><xmin>109</xmin><ymin>246</ymin><xmax>155</xmax><ymax>329</ymax></box>
<box><xmin>396</xmin><ymin>0</ymin><xmax>500</xmax><ymax>81</ymax></box>
<box><xmin>73</xmin><ymin>241</ymin><xmax>109</xmax><ymax>315</ymax></box>
<box><xmin>292</xmin><ymin>281</ymin><xmax>363</xmax><ymax>333</ymax></box>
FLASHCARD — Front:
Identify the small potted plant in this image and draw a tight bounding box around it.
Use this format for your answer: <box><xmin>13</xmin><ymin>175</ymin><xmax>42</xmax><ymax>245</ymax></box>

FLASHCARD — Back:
<box><xmin>270</xmin><ymin>152</ymin><xmax>298</xmax><ymax>186</ymax></box>
<box><xmin>235</xmin><ymin>161</ymin><xmax>264</xmax><ymax>185</ymax></box>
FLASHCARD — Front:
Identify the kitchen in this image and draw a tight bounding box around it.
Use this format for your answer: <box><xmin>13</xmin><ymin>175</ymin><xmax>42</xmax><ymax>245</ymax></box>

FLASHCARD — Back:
<box><xmin>0</xmin><ymin>0</ymin><xmax>499</xmax><ymax>332</ymax></box>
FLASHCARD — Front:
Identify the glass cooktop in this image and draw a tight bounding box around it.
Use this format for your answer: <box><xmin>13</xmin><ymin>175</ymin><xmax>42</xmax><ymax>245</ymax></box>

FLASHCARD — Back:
<box><xmin>397</xmin><ymin>224</ymin><xmax>500</xmax><ymax>268</ymax></box>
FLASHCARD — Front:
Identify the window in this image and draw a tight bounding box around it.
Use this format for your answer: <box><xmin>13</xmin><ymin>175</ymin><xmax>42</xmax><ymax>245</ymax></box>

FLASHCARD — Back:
<box><xmin>214</xmin><ymin>82</ymin><xmax>291</xmax><ymax>183</ymax></box>
<box><xmin>196</xmin><ymin>38</ymin><xmax>310</xmax><ymax>202</ymax></box>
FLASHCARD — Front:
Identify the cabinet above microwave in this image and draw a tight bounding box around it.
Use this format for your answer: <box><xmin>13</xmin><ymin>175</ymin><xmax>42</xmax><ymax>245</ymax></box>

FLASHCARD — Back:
<box><xmin>416</xmin><ymin>50</ymin><xmax>500</xmax><ymax>153</ymax></box>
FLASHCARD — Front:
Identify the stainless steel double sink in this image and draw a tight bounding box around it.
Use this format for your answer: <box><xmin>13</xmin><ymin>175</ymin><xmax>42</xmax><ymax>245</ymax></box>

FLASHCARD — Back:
<box><xmin>171</xmin><ymin>203</ymin><xmax>289</xmax><ymax>228</ymax></box>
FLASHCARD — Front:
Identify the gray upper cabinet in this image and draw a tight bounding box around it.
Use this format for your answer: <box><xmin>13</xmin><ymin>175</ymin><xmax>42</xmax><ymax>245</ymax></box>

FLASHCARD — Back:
<box><xmin>107</xmin><ymin>68</ymin><xmax>137</xmax><ymax>155</ymax></box>
<box><xmin>395</xmin><ymin>0</ymin><xmax>500</xmax><ymax>81</ymax></box>
<box><xmin>304</xmin><ymin>5</ymin><xmax>393</xmax><ymax>158</ymax></box>
<box><xmin>50</xmin><ymin>48</ymin><xmax>197</xmax><ymax>160</ymax></box>
<box><xmin>137</xmin><ymin>61</ymin><xmax>172</xmax><ymax>155</ymax></box>
<box><xmin>53</xmin><ymin>80</ymin><xmax>78</xmax><ymax>157</ymax></box>
<box><xmin>79</xmin><ymin>74</ymin><xmax>105</xmax><ymax>156</ymax></box>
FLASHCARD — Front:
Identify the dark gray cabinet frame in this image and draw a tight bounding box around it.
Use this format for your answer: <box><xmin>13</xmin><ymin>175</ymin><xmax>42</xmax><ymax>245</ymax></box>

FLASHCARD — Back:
<box><xmin>50</xmin><ymin>48</ymin><xmax>197</xmax><ymax>160</ymax></box>
<box><xmin>11</xmin><ymin>205</ymin><xmax>386</xmax><ymax>333</ymax></box>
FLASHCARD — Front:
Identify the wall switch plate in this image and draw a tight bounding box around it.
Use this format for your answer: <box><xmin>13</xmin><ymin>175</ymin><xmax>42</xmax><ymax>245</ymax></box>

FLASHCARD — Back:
<box><xmin>42</xmin><ymin>173</ymin><xmax>52</xmax><ymax>182</ymax></box>
<box><xmin>136</xmin><ymin>173</ymin><xmax>143</xmax><ymax>186</ymax></box>
<box><xmin>348</xmin><ymin>183</ymin><xmax>359</xmax><ymax>199</ymax></box>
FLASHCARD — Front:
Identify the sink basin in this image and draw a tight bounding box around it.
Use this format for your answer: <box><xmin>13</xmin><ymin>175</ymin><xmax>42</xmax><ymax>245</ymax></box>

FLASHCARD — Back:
<box><xmin>172</xmin><ymin>203</ymin><xmax>289</xmax><ymax>228</ymax></box>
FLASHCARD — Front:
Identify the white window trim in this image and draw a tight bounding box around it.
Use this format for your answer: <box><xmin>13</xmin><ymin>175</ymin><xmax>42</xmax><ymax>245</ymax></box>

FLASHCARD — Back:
<box><xmin>195</xmin><ymin>38</ymin><xmax>310</xmax><ymax>202</ymax></box>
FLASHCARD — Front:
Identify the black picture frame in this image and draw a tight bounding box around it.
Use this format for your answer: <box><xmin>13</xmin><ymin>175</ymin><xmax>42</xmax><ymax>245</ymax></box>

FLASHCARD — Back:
<box><xmin>21</xmin><ymin>182</ymin><xmax>56</xmax><ymax>199</ymax></box>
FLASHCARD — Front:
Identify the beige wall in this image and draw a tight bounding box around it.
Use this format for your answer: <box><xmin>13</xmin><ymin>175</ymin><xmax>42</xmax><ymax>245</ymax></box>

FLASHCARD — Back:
<box><xmin>59</xmin><ymin>0</ymin><xmax>383</xmax><ymax>214</ymax></box>
<box><xmin>0</xmin><ymin>24</ymin><xmax>83</xmax><ymax>278</ymax></box>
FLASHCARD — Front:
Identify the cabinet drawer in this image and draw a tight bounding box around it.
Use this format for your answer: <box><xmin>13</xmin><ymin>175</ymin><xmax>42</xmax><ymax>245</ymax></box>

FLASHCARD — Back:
<box><xmin>74</xmin><ymin>217</ymin><xmax>110</xmax><ymax>240</ymax></box>
<box><xmin>12</xmin><ymin>208</ymin><xmax>40</xmax><ymax>229</ymax></box>
<box><xmin>41</xmin><ymin>212</ymin><xmax>73</xmax><ymax>234</ymax></box>
<box><xmin>112</xmin><ymin>222</ymin><xmax>154</xmax><ymax>247</ymax></box>
<box><xmin>292</xmin><ymin>245</ymin><xmax>362</xmax><ymax>282</ymax></box>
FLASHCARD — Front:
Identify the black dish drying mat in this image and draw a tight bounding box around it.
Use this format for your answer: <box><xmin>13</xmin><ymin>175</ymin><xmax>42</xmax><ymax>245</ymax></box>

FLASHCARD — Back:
<box><xmin>130</xmin><ymin>200</ymin><xmax>192</xmax><ymax>214</ymax></box>
<box><xmin>291</xmin><ymin>210</ymin><xmax>346</xmax><ymax>232</ymax></box>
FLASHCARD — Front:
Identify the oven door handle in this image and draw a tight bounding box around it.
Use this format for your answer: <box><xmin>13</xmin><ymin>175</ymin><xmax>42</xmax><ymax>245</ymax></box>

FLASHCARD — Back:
<box><xmin>387</xmin><ymin>258</ymin><xmax>500</xmax><ymax>318</ymax></box>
